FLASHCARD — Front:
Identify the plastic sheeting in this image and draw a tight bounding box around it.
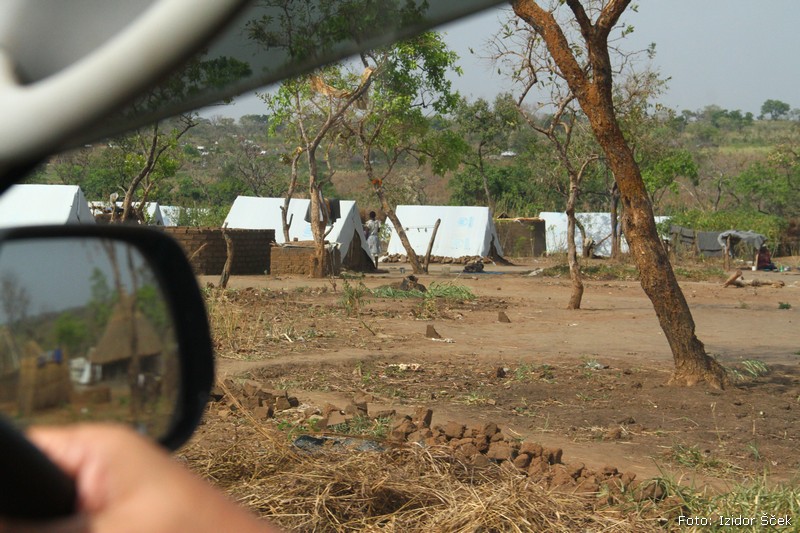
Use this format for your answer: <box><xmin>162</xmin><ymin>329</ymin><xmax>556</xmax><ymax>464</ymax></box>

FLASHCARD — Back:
<box><xmin>0</xmin><ymin>184</ymin><xmax>95</xmax><ymax>228</ymax></box>
<box><xmin>717</xmin><ymin>230</ymin><xmax>766</xmax><ymax>252</ymax></box>
<box><xmin>385</xmin><ymin>205</ymin><xmax>503</xmax><ymax>258</ymax></box>
<box><xmin>223</xmin><ymin>196</ymin><xmax>371</xmax><ymax>264</ymax></box>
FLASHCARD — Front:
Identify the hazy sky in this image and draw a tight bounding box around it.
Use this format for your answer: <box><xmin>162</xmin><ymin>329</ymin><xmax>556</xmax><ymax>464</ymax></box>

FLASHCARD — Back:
<box><xmin>215</xmin><ymin>1</ymin><xmax>800</xmax><ymax>119</ymax></box>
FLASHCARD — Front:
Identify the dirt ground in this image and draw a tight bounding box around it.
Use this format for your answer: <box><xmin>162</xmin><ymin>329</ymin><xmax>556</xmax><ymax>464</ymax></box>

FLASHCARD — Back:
<box><xmin>196</xmin><ymin>257</ymin><xmax>800</xmax><ymax>492</ymax></box>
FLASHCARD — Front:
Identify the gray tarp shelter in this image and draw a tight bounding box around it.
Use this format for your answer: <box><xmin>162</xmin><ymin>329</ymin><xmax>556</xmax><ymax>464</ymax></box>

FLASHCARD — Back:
<box><xmin>670</xmin><ymin>225</ymin><xmax>723</xmax><ymax>257</ymax></box>
<box><xmin>670</xmin><ymin>225</ymin><xmax>766</xmax><ymax>258</ymax></box>
<box><xmin>717</xmin><ymin>230</ymin><xmax>766</xmax><ymax>253</ymax></box>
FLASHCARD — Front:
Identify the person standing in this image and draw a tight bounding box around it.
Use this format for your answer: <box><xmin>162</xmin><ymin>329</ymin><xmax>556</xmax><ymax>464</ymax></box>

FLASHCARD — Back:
<box><xmin>364</xmin><ymin>211</ymin><xmax>381</xmax><ymax>266</ymax></box>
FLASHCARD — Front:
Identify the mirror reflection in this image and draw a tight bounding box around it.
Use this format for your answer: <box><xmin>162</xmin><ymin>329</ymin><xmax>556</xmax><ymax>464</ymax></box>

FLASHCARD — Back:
<box><xmin>0</xmin><ymin>237</ymin><xmax>180</xmax><ymax>440</ymax></box>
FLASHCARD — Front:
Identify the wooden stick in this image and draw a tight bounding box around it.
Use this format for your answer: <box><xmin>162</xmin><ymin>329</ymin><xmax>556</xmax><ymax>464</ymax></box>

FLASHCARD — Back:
<box><xmin>423</xmin><ymin>219</ymin><xmax>441</xmax><ymax>274</ymax></box>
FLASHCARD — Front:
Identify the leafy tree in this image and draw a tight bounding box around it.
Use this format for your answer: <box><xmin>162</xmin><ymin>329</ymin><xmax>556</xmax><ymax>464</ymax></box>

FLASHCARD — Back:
<box><xmin>0</xmin><ymin>273</ymin><xmax>30</xmax><ymax>330</ymax></box>
<box><xmin>104</xmin><ymin>116</ymin><xmax>195</xmax><ymax>222</ymax></box>
<box><xmin>512</xmin><ymin>0</ymin><xmax>727</xmax><ymax>388</ymax></box>
<box><xmin>261</xmin><ymin>67</ymin><xmax>369</xmax><ymax>275</ymax></box>
<box><xmin>49</xmin><ymin>146</ymin><xmax>92</xmax><ymax>185</ymax></box>
<box><xmin>53</xmin><ymin>312</ymin><xmax>89</xmax><ymax>357</ymax></box>
<box><xmin>136</xmin><ymin>284</ymin><xmax>170</xmax><ymax>335</ymax></box>
<box><xmin>252</xmin><ymin>1</ymin><xmax>450</xmax><ymax>276</ymax></box>
<box><xmin>733</xmin><ymin>143</ymin><xmax>800</xmax><ymax>218</ymax></box>
<box><xmin>453</xmin><ymin>94</ymin><xmax>520</xmax><ymax>209</ymax></box>
<box><xmin>88</xmin><ymin>268</ymin><xmax>115</xmax><ymax>337</ymax></box>
<box><xmin>337</xmin><ymin>31</ymin><xmax>465</xmax><ymax>274</ymax></box>
<box><xmin>760</xmin><ymin>99</ymin><xmax>790</xmax><ymax>121</ymax></box>
<box><xmin>91</xmin><ymin>54</ymin><xmax>251</xmax><ymax>221</ymax></box>
<box><xmin>449</xmin><ymin>162</ymin><xmax>555</xmax><ymax>216</ymax></box>
<box><xmin>640</xmin><ymin>148</ymin><xmax>698</xmax><ymax>209</ymax></box>
<box><xmin>217</xmin><ymin>135</ymin><xmax>288</xmax><ymax>198</ymax></box>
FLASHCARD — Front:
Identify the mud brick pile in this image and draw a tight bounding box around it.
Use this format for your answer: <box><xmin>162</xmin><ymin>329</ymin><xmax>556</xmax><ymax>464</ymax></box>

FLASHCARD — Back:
<box><xmin>270</xmin><ymin>243</ymin><xmax>341</xmax><ymax>276</ymax></box>
<box><xmin>382</xmin><ymin>254</ymin><xmax>489</xmax><ymax>265</ymax></box>
<box><xmin>211</xmin><ymin>384</ymin><xmax>667</xmax><ymax>505</ymax></box>
<box><xmin>210</xmin><ymin>378</ymin><xmax>299</xmax><ymax>420</ymax></box>
<box><xmin>309</xmin><ymin>395</ymin><xmax>661</xmax><ymax>503</ymax></box>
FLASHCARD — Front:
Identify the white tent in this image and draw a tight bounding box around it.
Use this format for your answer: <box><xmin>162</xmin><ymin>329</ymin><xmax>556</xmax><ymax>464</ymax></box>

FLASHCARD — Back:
<box><xmin>539</xmin><ymin>212</ymin><xmax>621</xmax><ymax>256</ymax></box>
<box><xmin>386</xmin><ymin>205</ymin><xmax>503</xmax><ymax>258</ymax></box>
<box><xmin>89</xmin><ymin>201</ymin><xmax>165</xmax><ymax>225</ymax></box>
<box><xmin>136</xmin><ymin>202</ymin><xmax>165</xmax><ymax>226</ymax></box>
<box><xmin>0</xmin><ymin>184</ymin><xmax>95</xmax><ymax>228</ymax></box>
<box><xmin>224</xmin><ymin>196</ymin><xmax>372</xmax><ymax>265</ymax></box>
<box><xmin>160</xmin><ymin>205</ymin><xmax>182</xmax><ymax>226</ymax></box>
<box><xmin>159</xmin><ymin>205</ymin><xmax>212</xmax><ymax>226</ymax></box>
<box><xmin>539</xmin><ymin>212</ymin><xmax>669</xmax><ymax>256</ymax></box>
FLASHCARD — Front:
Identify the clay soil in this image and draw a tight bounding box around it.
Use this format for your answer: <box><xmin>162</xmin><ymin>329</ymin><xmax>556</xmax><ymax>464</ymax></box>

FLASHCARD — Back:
<box><xmin>195</xmin><ymin>257</ymin><xmax>800</xmax><ymax>494</ymax></box>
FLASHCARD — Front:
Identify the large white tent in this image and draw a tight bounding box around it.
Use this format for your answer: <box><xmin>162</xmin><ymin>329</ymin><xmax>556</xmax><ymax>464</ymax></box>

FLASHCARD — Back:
<box><xmin>224</xmin><ymin>196</ymin><xmax>372</xmax><ymax>266</ymax></box>
<box><xmin>0</xmin><ymin>184</ymin><xmax>95</xmax><ymax>228</ymax></box>
<box><xmin>386</xmin><ymin>205</ymin><xmax>503</xmax><ymax>258</ymax></box>
<box><xmin>539</xmin><ymin>212</ymin><xmax>669</xmax><ymax>256</ymax></box>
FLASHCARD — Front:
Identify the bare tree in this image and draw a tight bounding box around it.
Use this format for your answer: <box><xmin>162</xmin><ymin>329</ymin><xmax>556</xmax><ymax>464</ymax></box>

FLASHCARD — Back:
<box><xmin>223</xmin><ymin>137</ymin><xmax>286</xmax><ymax>198</ymax></box>
<box><xmin>0</xmin><ymin>273</ymin><xmax>30</xmax><ymax>334</ymax></box>
<box><xmin>490</xmin><ymin>16</ymin><xmax>601</xmax><ymax>309</ymax></box>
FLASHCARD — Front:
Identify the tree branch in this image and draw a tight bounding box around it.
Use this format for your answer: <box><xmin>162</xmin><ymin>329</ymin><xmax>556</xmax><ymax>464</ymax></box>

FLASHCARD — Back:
<box><xmin>595</xmin><ymin>0</ymin><xmax>632</xmax><ymax>40</ymax></box>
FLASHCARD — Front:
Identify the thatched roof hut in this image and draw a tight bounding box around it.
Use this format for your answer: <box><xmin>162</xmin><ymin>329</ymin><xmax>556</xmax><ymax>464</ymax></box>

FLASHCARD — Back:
<box><xmin>91</xmin><ymin>299</ymin><xmax>163</xmax><ymax>365</ymax></box>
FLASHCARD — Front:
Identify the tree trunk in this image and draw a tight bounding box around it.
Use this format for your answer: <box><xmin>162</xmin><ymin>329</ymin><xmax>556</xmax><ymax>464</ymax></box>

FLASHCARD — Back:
<box><xmin>423</xmin><ymin>219</ymin><xmax>441</xmax><ymax>274</ymax></box>
<box><xmin>281</xmin><ymin>150</ymin><xmax>301</xmax><ymax>242</ymax></box>
<box><xmin>219</xmin><ymin>225</ymin><xmax>234</xmax><ymax>289</ymax></box>
<box><xmin>595</xmin><ymin>115</ymin><xmax>726</xmax><ymax>387</ymax></box>
<box><xmin>361</xmin><ymin>147</ymin><xmax>423</xmax><ymax>274</ymax></box>
<box><xmin>308</xmin><ymin>187</ymin><xmax>328</xmax><ymax>278</ymax></box>
<box><xmin>610</xmin><ymin>181</ymin><xmax>621</xmax><ymax>259</ymax></box>
<box><xmin>512</xmin><ymin>0</ymin><xmax>727</xmax><ymax>388</ymax></box>
<box><xmin>307</xmin><ymin>151</ymin><xmax>328</xmax><ymax>278</ymax></box>
<box><xmin>565</xmin><ymin>178</ymin><xmax>583</xmax><ymax>309</ymax></box>
<box><xmin>478</xmin><ymin>144</ymin><xmax>494</xmax><ymax>210</ymax></box>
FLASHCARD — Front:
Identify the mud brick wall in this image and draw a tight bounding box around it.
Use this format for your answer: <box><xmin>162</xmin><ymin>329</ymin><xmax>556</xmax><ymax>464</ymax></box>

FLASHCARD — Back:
<box><xmin>162</xmin><ymin>227</ymin><xmax>274</xmax><ymax>275</ymax></box>
<box><xmin>271</xmin><ymin>242</ymin><xmax>341</xmax><ymax>276</ymax></box>
<box><xmin>495</xmin><ymin>219</ymin><xmax>546</xmax><ymax>257</ymax></box>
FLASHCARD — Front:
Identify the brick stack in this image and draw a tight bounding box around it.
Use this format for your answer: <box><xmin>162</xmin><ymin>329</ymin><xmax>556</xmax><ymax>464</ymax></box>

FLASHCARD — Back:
<box><xmin>162</xmin><ymin>227</ymin><xmax>274</xmax><ymax>275</ymax></box>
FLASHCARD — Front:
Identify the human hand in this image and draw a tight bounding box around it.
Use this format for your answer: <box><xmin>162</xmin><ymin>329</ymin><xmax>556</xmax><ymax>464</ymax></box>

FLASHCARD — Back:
<box><xmin>0</xmin><ymin>424</ymin><xmax>281</xmax><ymax>533</ymax></box>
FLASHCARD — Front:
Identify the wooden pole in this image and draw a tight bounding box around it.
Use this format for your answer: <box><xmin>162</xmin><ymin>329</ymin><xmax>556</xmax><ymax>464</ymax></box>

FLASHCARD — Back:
<box><xmin>724</xmin><ymin>235</ymin><xmax>731</xmax><ymax>271</ymax></box>
<box><xmin>423</xmin><ymin>219</ymin><xmax>441</xmax><ymax>274</ymax></box>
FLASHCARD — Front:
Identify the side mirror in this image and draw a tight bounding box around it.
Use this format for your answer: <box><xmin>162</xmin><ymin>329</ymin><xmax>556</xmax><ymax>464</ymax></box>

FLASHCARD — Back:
<box><xmin>0</xmin><ymin>225</ymin><xmax>213</xmax><ymax>448</ymax></box>
<box><xmin>0</xmin><ymin>225</ymin><xmax>214</xmax><ymax>519</ymax></box>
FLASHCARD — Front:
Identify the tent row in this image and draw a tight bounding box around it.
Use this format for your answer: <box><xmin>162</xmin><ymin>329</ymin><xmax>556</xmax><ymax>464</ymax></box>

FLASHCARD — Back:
<box><xmin>0</xmin><ymin>186</ymin><xmax>504</xmax><ymax>265</ymax></box>
<box><xmin>5</xmin><ymin>185</ymin><xmax>729</xmax><ymax>262</ymax></box>
<box><xmin>223</xmin><ymin>199</ymin><xmax>504</xmax><ymax>266</ymax></box>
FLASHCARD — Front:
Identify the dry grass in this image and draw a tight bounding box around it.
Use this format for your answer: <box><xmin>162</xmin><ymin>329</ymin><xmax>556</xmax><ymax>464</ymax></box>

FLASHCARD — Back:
<box><xmin>181</xmin><ymin>413</ymin><xmax>655</xmax><ymax>532</ymax></box>
<box><xmin>203</xmin><ymin>287</ymin><xmax>343</xmax><ymax>360</ymax></box>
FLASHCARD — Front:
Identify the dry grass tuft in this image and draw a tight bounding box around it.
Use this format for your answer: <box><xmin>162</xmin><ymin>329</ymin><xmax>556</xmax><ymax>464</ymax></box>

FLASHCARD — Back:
<box><xmin>181</xmin><ymin>415</ymin><xmax>654</xmax><ymax>532</ymax></box>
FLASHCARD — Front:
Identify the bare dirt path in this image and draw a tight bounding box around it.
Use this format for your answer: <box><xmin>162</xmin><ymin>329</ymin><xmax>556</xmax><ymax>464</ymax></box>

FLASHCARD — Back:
<box><xmin>200</xmin><ymin>259</ymin><xmax>800</xmax><ymax>487</ymax></box>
